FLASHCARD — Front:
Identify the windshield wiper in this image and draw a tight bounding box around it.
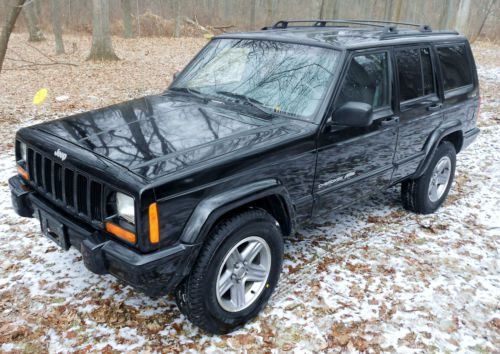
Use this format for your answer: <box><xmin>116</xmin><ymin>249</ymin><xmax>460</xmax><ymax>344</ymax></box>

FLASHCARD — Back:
<box><xmin>215</xmin><ymin>90</ymin><xmax>274</xmax><ymax>116</ymax></box>
<box><xmin>169</xmin><ymin>86</ymin><xmax>207</xmax><ymax>100</ymax></box>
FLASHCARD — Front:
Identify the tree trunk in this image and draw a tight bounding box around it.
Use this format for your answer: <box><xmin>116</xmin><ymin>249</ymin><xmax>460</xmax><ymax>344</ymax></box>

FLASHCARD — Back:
<box><xmin>51</xmin><ymin>0</ymin><xmax>65</xmax><ymax>54</ymax></box>
<box><xmin>392</xmin><ymin>0</ymin><xmax>403</xmax><ymax>22</ymax></box>
<box><xmin>87</xmin><ymin>0</ymin><xmax>119</xmax><ymax>61</ymax></box>
<box><xmin>384</xmin><ymin>0</ymin><xmax>393</xmax><ymax>21</ymax></box>
<box><xmin>0</xmin><ymin>0</ymin><xmax>25</xmax><ymax>74</ymax></box>
<box><xmin>456</xmin><ymin>0</ymin><xmax>472</xmax><ymax>37</ymax></box>
<box><xmin>121</xmin><ymin>0</ymin><xmax>134</xmax><ymax>38</ymax></box>
<box><xmin>23</xmin><ymin>0</ymin><xmax>45</xmax><ymax>41</ymax></box>
<box><xmin>173</xmin><ymin>0</ymin><xmax>182</xmax><ymax>38</ymax></box>
<box><xmin>474</xmin><ymin>0</ymin><xmax>497</xmax><ymax>41</ymax></box>
<box><xmin>266</xmin><ymin>0</ymin><xmax>274</xmax><ymax>25</ymax></box>
<box><xmin>250</xmin><ymin>0</ymin><xmax>256</xmax><ymax>29</ymax></box>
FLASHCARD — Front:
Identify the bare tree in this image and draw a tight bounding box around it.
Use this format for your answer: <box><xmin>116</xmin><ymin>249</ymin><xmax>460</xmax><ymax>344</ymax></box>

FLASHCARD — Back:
<box><xmin>23</xmin><ymin>0</ymin><xmax>44</xmax><ymax>41</ymax></box>
<box><xmin>440</xmin><ymin>0</ymin><xmax>458</xmax><ymax>29</ymax></box>
<box><xmin>320</xmin><ymin>0</ymin><xmax>339</xmax><ymax>19</ymax></box>
<box><xmin>456</xmin><ymin>0</ymin><xmax>472</xmax><ymax>37</ymax></box>
<box><xmin>266</xmin><ymin>0</ymin><xmax>275</xmax><ymax>25</ymax></box>
<box><xmin>51</xmin><ymin>0</ymin><xmax>65</xmax><ymax>54</ymax></box>
<box><xmin>391</xmin><ymin>0</ymin><xmax>403</xmax><ymax>22</ymax></box>
<box><xmin>0</xmin><ymin>0</ymin><xmax>26</xmax><ymax>74</ymax></box>
<box><xmin>173</xmin><ymin>0</ymin><xmax>182</xmax><ymax>38</ymax></box>
<box><xmin>475</xmin><ymin>0</ymin><xmax>497</xmax><ymax>39</ymax></box>
<box><xmin>250</xmin><ymin>0</ymin><xmax>256</xmax><ymax>29</ymax></box>
<box><xmin>87</xmin><ymin>0</ymin><xmax>119</xmax><ymax>61</ymax></box>
<box><xmin>121</xmin><ymin>0</ymin><xmax>134</xmax><ymax>38</ymax></box>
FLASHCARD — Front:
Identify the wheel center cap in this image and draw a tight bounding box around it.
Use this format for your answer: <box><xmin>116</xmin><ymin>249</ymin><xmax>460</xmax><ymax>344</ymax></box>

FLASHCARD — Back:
<box><xmin>233</xmin><ymin>264</ymin><xmax>247</xmax><ymax>279</ymax></box>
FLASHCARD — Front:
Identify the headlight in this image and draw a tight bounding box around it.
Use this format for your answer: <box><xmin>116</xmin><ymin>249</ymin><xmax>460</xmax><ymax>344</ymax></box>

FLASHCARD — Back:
<box><xmin>116</xmin><ymin>192</ymin><xmax>135</xmax><ymax>224</ymax></box>
<box><xmin>19</xmin><ymin>142</ymin><xmax>27</xmax><ymax>161</ymax></box>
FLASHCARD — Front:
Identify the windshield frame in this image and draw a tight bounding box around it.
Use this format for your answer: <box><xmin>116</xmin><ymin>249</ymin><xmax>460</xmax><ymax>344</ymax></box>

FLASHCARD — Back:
<box><xmin>167</xmin><ymin>37</ymin><xmax>344</xmax><ymax>124</ymax></box>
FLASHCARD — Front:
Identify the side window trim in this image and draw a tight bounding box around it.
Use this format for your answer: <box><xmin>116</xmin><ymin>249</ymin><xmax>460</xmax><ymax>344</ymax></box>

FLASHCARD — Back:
<box><xmin>395</xmin><ymin>44</ymin><xmax>438</xmax><ymax>106</ymax></box>
<box><xmin>443</xmin><ymin>83</ymin><xmax>474</xmax><ymax>100</ymax></box>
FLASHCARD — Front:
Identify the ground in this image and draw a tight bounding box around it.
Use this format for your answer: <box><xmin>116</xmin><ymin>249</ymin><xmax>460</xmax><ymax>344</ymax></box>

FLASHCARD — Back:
<box><xmin>0</xmin><ymin>34</ymin><xmax>499</xmax><ymax>353</ymax></box>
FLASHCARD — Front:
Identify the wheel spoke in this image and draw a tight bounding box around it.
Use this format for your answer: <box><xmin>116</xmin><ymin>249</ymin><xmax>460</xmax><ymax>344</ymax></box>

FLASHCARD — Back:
<box><xmin>241</xmin><ymin>241</ymin><xmax>263</xmax><ymax>263</ymax></box>
<box><xmin>218</xmin><ymin>270</ymin><xmax>234</xmax><ymax>296</ymax></box>
<box><xmin>436</xmin><ymin>160</ymin><xmax>446</xmax><ymax>172</ymax></box>
<box><xmin>226</xmin><ymin>249</ymin><xmax>243</xmax><ymax>268</ymax></box>
<box><xmin>429</xmin><ymin>184</ymin><xmax>439</xmax><ymax>201</ymax></box>
<box><xmin>246</xmin><ymin>263</ymin><xmax>267</xmax><ymax>282</ymax></box>
<box><xmin>230</xmin><ymin>281</ymin><xmax>246</xmax><ymax>308</ymax></box>
<box><xmin>437</xmin><ymin>173</ymin><xmax>449</xmax><ymax>185</ymax></box>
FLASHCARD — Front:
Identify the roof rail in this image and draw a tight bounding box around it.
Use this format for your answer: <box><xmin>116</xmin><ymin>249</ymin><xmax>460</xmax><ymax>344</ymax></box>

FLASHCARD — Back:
<box><xmin>265</xmin><ymin>19</ymin><xmax>442</xmax><ymax>35</ymax></box>
<box><xmin>268</xmin><ymin>19</ymin><xmax>389</xmax><ymax>29</ymax></box>
<box><xmin>263</xmin><ymin>19</ymin><xmax>459</xmax><ymax>39</ymax></box>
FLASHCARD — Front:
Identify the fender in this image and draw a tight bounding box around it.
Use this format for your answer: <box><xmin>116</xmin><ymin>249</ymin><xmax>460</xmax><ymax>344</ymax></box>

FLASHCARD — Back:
<box><xmin>180</xmin><ymin>179</ymin><xmax>295</xmax><ymax>245</ymax></box>
<box><xmin>413</xmin><ymin>120</ymin><xmax>463</xmax><ymax>178</ymax></box>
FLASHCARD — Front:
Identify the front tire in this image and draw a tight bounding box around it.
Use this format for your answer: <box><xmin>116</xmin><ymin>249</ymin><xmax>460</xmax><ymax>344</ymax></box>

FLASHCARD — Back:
<box><xmin>401</xmin><ymin>141</ymin><xmax>456</xmax><ymax>214</ymax></box>
<box><xmin>175</xmin><ymin>209</ymin><xmax>284</xmax><ymax>334</ymax></box>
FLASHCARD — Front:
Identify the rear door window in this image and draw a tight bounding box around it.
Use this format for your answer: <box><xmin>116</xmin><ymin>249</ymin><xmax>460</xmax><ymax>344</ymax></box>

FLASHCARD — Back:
<box><xmin>396</xmin><ymin>47</ymin><xmax>435</xmax><ymax>102</ymax></box>
<box><xmin>437</xmin><ymin>44</ymin><xmax>472</xmax><ymax>91</ymax></box>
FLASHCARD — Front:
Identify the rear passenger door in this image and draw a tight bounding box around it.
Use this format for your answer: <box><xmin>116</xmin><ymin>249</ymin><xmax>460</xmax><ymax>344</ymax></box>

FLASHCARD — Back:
<box><xmin>392</xmin><ymin>45</ymin><xmax>443</xmax><ymax>182</ymax></box>
<box><xmin>436</xmin><ymin>42</ymin><xmax>478</xmax><ymax>134</ymax></box>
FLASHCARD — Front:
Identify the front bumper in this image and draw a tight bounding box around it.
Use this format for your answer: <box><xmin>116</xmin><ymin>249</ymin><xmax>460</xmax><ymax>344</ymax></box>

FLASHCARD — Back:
<box><xmin>9</xmin><ymin>176</ymin><xmax>199</xmax><ymax>297</ymax></box>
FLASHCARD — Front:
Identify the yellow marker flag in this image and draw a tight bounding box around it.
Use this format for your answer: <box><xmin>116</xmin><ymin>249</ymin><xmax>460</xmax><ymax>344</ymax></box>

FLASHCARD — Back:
<box><xmin>203</xmin><ymin>33</ymin><xmax>214</xmax><ymax>39</ymax></box>
<box><xmin>33</xmin><ymin>88</ymin><xmax>48</xmax><ymax>106</ymax></box>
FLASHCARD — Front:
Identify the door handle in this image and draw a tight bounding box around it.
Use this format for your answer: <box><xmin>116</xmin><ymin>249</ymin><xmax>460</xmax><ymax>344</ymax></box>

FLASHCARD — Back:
<box><xmin>426</xmin><ymin>103</ymin><xmax>442</xmax><ymax>111</ymax></box>
<box><xmin>380</xmin><ymin>116</ymin><xmax>399</xmax><ymax>126</ymax></box>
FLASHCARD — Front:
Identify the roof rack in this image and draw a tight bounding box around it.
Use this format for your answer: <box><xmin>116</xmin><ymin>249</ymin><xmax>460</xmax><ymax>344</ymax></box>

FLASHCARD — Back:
<box><xmin>263</xmin><ymin>19</ymin><xmax>458</xmax><ymax>38</ymax></box>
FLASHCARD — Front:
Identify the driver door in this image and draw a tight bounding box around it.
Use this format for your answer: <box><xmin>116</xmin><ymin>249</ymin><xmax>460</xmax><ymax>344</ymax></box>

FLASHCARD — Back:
<box><xmin>313</xmin><ymin>49</ymin><xmax>398</xmax><ymax>218</ymax></box>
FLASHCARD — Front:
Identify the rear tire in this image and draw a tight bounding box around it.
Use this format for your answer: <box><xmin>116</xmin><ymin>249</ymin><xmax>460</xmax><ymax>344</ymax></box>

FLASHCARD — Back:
<box><xmin>401</xmin><ymin>141</ymin><xmax>456</xmax><ymax>214</ymax></box>
<box><xmin>175</xmin><ymin>209</ymin><xmax>283</xmax><ymax>334</ymax></box>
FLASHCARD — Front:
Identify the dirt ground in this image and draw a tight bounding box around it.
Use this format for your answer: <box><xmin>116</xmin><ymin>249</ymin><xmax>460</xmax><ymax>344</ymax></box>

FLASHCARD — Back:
<box><xmin>0</xmin><ymin>34</ymin><xmax>499</xmax><ymax>353</ymax></box>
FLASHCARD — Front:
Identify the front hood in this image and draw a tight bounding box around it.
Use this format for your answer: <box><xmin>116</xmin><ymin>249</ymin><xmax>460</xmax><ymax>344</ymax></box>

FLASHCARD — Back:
<box><xmin>33</xmin><ymin>94</ymin><xmax>309</xmax><ymax>179</ymax></box>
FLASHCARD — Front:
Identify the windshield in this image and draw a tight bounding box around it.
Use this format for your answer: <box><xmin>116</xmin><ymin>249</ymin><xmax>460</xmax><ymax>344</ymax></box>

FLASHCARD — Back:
<box><xmin>171</xmin><ymin>39</ymin><xmax>340</xmax><ymax>121</ymax></box>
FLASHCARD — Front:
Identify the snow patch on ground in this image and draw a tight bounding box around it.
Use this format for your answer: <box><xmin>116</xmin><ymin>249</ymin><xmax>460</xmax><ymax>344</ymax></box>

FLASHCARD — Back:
<box><xmin>1</xmin><ymin>124</ymin><xmax>498</xmax><ymax>352</ymax></box>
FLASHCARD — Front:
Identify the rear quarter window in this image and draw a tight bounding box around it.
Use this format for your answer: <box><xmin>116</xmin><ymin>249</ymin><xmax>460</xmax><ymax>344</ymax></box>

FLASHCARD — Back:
<box><xmin>437</xmin><ymin>44</ymin><xmax>473</xmax><ymax>91</ymax></box>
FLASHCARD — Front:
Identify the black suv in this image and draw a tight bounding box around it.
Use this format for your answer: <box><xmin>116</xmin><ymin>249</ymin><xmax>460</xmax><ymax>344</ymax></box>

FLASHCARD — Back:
<box><xmin>10</xmin><ymin>19</ymin><xmax>480</xmax><ymax>333</ymax></box>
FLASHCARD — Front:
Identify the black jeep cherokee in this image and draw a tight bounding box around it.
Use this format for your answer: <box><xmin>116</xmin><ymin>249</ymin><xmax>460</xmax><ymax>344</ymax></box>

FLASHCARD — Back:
<box><xmin>10</xmin><ymin>19</ymin><xmax>480</xmax><ymax>334</ymax></box>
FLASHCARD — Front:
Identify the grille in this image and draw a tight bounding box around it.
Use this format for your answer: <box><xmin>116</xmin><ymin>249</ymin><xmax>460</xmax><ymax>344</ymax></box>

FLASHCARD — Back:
<box><xmin>26</xmin><ymin>147</ymin><xmax>104</xmax><ymax>222</ymax></box>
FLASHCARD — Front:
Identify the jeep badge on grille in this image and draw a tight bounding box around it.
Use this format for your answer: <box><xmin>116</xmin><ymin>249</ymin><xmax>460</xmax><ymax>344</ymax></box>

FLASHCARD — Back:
<box><xmin>54</xmin><ymin>149</ymin><xmax>67</xmax><ymax>161</ymax></box>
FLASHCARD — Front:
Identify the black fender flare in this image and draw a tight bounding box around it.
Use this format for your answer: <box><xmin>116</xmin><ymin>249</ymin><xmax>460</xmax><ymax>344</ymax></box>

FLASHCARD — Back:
<box><xmin>179</xmin><ymin>179</ymin><xmax>295</xmax><ymax>245</ymax></box>
<box><xmin>413</xmin><ymin>120</ymin><xmax>463</xmax><ymax>179</ymax></box>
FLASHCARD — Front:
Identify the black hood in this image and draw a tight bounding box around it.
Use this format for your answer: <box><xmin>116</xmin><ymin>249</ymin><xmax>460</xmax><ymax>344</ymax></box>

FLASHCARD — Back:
<box><xmin>33</xmin><ymin>93</ymin><xmax>310</xmax><ymax>179</ymax></box>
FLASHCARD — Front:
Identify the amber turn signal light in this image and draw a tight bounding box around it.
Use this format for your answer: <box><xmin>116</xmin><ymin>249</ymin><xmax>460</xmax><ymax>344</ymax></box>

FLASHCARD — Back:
<box><xmin>149</xmin><ymin>202</ymin><xmax>159</xmax><ymax>244</ymax></box>
<box><xmin>17</xmin><ymin>165</ymin><xmax>29</xmax><ymax>180</ymax></box>
<box><xmin>105</xmin><ymin>222</ymin><xmax>136</xmax><ymax>243</ymax></box>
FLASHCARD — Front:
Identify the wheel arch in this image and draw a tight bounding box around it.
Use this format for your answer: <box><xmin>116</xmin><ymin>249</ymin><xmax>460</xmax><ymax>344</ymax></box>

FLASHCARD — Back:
<box><xmin>180</xmin><ymin>179</ymin><xmax>295</xmax><ymax>246</ymax></box>
<box><xmin>413</xmin><ymin>121</ymin><xmax>463</xmax><ymax>179</ymax></box>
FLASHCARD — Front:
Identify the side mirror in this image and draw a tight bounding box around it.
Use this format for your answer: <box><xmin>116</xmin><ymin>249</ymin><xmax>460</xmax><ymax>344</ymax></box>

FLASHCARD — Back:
<box><xmin>173</xmin><ymin>71</ymin><xmax>180</xmax><ymax>80</ymax></box>
<box><xmin>332</xmin><ymin>102</ymin><xmax>373</xmax><ymax>128</ymax></box>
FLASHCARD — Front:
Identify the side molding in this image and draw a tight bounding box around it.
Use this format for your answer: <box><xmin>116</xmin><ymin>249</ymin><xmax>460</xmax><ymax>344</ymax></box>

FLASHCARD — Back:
<box><xmin>180</xmin><ymin>179</ymin><xmax>293</xmax><ymax>244</ymax></box>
